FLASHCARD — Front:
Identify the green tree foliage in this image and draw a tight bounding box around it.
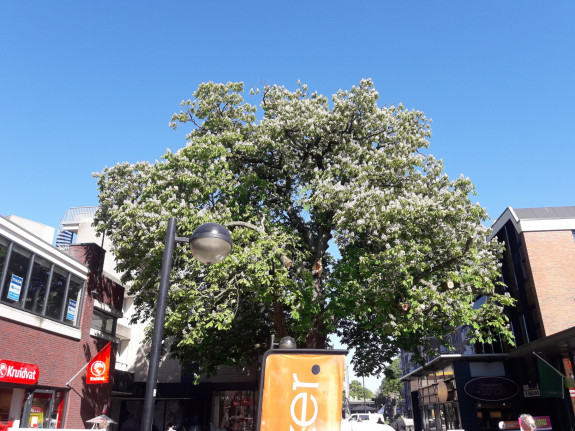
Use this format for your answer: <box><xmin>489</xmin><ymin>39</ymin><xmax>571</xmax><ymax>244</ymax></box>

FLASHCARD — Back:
<box><xmin>94</xmin><ymin>80</ymin><xmax>514</xmax><ymax>377</ymax></box>
<box><xmin>379</xmin><ymin>358</ymin><xmax>403</xmax><ymax>397</ymax></box>
<box><xmin>349</xmin><ymin>380</ymin><xmax>374</xmax><ymax>400</ymax></box>
<box><xmin>374</xmin><ymin>358</ymin><xmax>403</xmax><ymax>413</ymax></box>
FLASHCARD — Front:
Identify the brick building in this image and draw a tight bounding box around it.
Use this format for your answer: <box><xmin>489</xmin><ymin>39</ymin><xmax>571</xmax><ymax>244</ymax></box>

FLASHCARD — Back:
<box><xmin>0</xmin><ymin>214</ymin><xmax>124</xmax><ymax>429</ymax></box>
<box><xmin>400</xmin><ymin>206</ymin><xmax>575</xmax><ymax>431</ymax></box>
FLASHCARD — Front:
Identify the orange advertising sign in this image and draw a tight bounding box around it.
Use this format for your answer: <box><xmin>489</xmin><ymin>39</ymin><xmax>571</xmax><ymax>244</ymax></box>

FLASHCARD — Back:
<box><xmin>257</xmin><ymin>349</ymin><xmax>346</xmax><ymax>431</ymax></box>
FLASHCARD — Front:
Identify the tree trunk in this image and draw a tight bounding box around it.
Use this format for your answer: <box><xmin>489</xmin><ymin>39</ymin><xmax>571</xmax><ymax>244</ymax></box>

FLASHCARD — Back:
<box><xmin>305</xmin><ymin>260</ymin><xmax>328</xmax><ymax>348</ymax></box>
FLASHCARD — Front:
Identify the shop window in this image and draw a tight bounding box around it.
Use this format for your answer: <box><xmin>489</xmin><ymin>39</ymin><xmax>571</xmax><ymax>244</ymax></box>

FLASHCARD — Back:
<box><xmin>1</xmin><ymin>245</ymin><xmax>32</xmax><ymax>305</ymax></box>
<box><xmin>562</xmin><ymin>356</ymin><xmax>575</xmax><ymax>417</ymax></box>
<box><xmin>212</xmin><ymin>390</ymin><xmax>256</xmax><ymax>431</ymax></box>
<box><xmin>444</xmin><ymin>403</ymin><xmax>461</xmax><ymax>429</ymax></box>
<box><xmin>24</xmin><ymin>255</ymin><xmax>52</xmax><ymax>314</ymax></box>
<box><xmin>424</xmin><ymin>405</ymin><xmax>436</xmax><ymax>431</ymax></box>
<box><xmin>23</xmin><ymin>389</ymin><xmax>66</xmax><ymax>429</ymax></box>
<box><xmin>475</xmin><ymin>401</ymin><xmax>513</xmax><ymax>430</ymax></box>
<box><xmin>0</xmin><ymin>388</ymin><xmax>11</xmax><ymax>422</ymax></box>
<box><xmin>91</xmin><ymin>308</ymin><xmax>117</xmax><ymax>337</ymax></box>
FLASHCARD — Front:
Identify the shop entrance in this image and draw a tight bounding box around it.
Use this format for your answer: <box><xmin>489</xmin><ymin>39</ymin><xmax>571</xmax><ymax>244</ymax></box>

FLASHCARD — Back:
<box><xmin>474</xmin><ymin>401</ymin><xmax>513</xmax><ymax>431</ymax></box>
<box><xmin>421</xmin><ymin>402</ymin><xmax>462</xmax><ymax>431</ymax></box>
<box><xmin>22</xmin><ymin>389</ymin><xmax>67</xmax><ymax>429</ymax></box>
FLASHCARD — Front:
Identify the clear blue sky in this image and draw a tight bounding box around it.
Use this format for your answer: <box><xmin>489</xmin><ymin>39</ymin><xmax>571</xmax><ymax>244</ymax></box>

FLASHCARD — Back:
<box><xmin>2</xmin><ymin>1</ymin><xmax>574</xmax><ymax>390</ymax></box>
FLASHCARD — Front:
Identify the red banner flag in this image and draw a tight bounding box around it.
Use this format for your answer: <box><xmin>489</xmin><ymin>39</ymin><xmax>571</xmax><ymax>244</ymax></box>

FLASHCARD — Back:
<box><xmin>87</xmin><ymin>342</ymin><xmax>111</xmax><ymax>384</ymax></box>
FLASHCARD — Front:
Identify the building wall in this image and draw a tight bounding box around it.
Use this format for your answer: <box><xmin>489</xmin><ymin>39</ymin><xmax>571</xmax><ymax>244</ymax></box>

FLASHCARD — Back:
<box><xmin>522</xmin><ymin>230</ymin><xmax>575</xmax><ymax>336</ymax></box>
<box><xmin>0</xmin><ymin>216</ymin><xmax>125</xmax><ymax>429</ymax></box>
<box><xmin>65</xmin><ymin>243</ymin><xmax>123</xmax><ymax>428</ymax></box>
<box><xmin>5</xmin><ymin>215</ymin><xmax>55</xmax><ymax>244</ymax></box>
<box><xmin>76</xmin><ymin>220</ymin><xmax>123</xmax><ymax>282</ymax></box>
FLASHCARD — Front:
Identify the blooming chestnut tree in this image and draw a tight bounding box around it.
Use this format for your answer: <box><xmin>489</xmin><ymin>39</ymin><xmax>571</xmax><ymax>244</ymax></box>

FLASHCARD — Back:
<box><xmin>94</xmin><ymin>79</ymin><xmax>513</xmax><ymax>377</ymax></box>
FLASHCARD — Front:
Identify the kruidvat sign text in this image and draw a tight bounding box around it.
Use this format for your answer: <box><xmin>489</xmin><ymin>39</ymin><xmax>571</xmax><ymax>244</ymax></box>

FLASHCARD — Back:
<box><xmin>0</xmin><ymin>359</ymin><xmax>39</xmax><ymax>384</ymax></box>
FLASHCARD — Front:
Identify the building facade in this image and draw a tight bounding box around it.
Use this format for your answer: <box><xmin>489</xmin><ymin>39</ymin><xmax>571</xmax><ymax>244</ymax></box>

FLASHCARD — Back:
<box><xmin>0</xmin><ymin>214</ymin><xmax>124</xmax><ymax>429</ymax></box>
<box><xmin>400</xmin><ymin>206</ymin><xmax>575</xmax><ymax>431</ymax></box>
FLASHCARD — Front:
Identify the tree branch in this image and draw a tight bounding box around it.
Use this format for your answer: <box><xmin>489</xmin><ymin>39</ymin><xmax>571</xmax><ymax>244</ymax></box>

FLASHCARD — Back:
<box><xmin>226</xmin><ymin>221</ymin><xmax>293</xmax><ymax>268</ymax></box>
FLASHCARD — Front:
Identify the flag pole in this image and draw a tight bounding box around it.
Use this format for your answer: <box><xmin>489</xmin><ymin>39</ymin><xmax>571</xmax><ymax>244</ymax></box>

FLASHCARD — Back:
<box><xmin>66</xmin><ymin>362</ymin><xmax>89</xmax><ymax>386</ymax></box>
<box><xmin>533</xmin><ymin>352</ymin><xmax>567</xmax><ymax>379</ymax></box>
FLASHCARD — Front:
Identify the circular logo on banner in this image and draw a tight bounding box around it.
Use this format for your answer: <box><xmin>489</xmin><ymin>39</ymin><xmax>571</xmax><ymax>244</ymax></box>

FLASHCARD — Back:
<box><xmin>90</xmin><ymin>360</ymin><xmax>107</xmax><ymax>377</ymax></box>
<box><xmin>464</xmin><ymin>377</ymin><xmax>519</xmax><ymax>401</ymax></box>
<box><xmin>0</xmin><ymin>362</ymin><xmax>7</xmax><ymax>378</ymax></box>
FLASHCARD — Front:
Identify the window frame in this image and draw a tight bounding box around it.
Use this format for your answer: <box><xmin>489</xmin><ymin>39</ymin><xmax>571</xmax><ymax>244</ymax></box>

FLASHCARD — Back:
<box><xmin>0</xmin><ymin>233</ymin><xmax>86</xmax><ymax>328</ymax></box>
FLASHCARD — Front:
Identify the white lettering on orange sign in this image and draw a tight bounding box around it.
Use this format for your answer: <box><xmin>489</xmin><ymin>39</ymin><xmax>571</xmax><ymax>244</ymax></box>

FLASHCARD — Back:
<box><xmin>289</xmin><ymin>373</ymin><xmax>319</xmax><ymax>431</ymax></box>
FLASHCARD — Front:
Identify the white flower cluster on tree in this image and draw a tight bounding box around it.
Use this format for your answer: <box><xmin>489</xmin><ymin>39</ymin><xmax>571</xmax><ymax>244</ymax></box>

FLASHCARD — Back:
<box><xmin>94</xmin><ymin>79</ymin><xmax>514</xmax><ymax>377</ymax></box>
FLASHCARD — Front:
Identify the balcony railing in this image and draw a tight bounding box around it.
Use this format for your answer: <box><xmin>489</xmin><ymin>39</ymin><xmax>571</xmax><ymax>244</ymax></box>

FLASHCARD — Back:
<box><xmin>56</xmin><ymin>206</ymin><xmax>98</xmax><ymax>249</ymax></box>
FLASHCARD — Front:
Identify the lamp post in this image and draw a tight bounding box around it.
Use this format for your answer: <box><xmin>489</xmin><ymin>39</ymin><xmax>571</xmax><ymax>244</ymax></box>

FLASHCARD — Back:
<box><xmin>140</xmin><ymin>217</ymin><xmax>233</xmax><ymax>431</ymax></box>
<box><xmin>362</xmin><ymin>376</ymin><xmax>367</xmax><ymax>413</ymax></box>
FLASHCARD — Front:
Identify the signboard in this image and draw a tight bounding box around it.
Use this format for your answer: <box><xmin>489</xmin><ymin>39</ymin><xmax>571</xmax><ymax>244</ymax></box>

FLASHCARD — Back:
<box><xmin>523</xmin><ymin>383</ymin><xmax>541</xmax><ymax>398</ymax></box>
<box><xmin>0</xmin><ymin>359</ymin><xmax>39</xmax><ymax>384</ymax></box>
<box><xmin>29</xmin><ymin>407</ymin><xmax>44</xmax><ymax>428</ymax></box>
<box><xmin>498</xmin><ymin>420</ymin><xmax>519</xmax><ymax>430</ymax></box>
<box><xmin>66</xmin><ymin>299</ymin><xmax>77</xmax><ymax>321</ymax></box>
<box><xmin>257</xmin><ymin>349</ymin><xmax>346</xmax><ymax>431</ymax></box>
<box><xmin>532</xmin><ymin>416</ymin><xmax>553</xmax><ymax>430</ymax></box>
<box><xmin>7</xmin><ymin>274</ymin><xmax>23</xmax><ymax>301</ymax></box>
<box><xmin>499</xmin><ymin>416</ymin><xmax>552</xmax><ymax>430</ymax></box>
<box><xmin>464</xmin><ymin>377</ymin><xmax>519</xmax><ymax>401</ymax></box>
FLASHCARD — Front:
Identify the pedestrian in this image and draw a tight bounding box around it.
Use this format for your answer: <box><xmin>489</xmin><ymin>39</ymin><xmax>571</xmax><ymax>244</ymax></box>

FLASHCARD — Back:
<box><xmin>391</xmin><ymin>416</ymin><xmax>406</xmax><ymax>431</ymax></box>
<box><xmin>519</xmin><ymin>414</ymin><xmax>536</xmax><ymax>431</ymax></box>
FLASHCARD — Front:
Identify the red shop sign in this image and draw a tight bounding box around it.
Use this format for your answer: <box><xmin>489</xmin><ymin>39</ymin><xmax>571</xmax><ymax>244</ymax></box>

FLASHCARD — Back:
<box><xmin>0</xmin><ymin>359</ymin><xmax>39</xmax><ymax>384</ymax></box>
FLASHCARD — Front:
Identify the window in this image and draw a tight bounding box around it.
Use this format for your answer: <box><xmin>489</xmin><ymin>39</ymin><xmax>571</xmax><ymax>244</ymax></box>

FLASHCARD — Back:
<box><xmin>91</xmin><ymin>308</ymin><xmax>117</xmax><ymax>337</ymax></box>
<box><xmin>1</xmin><ymin>245</ymin><xmax>32</xmax><ymax>305</ymax></box>
<box><xmin>24</xmin><ymin>255</ymin><xmax>52</xmax><ymax>314</ymax></box>
<box><xmin>0</xmin><ymin>236</ymin><xmax>9</xmax><ymax>286</ymax></box>
<box><xmin>0</xmin><ymin>234</ymin><xmax>85</xmax><ymax>327</ymax></box>
<box><xmin>23</xmin><ymin>389</ymin><xmax>67</xmax><ymax>429</ymax></box>
<box><xmin>45</xmin><ymin>267</ymin><xmax>69</xmax><ymax>320</ymax></box>
<box><xmin>64</xmin><ymin>276</ymin><xmax>84</xmax><ymax>326</ymax></box>
<box><xmin>212</xmin><ymin>390</ymin><xmax>256</xmax><ymax>431</ymax></box>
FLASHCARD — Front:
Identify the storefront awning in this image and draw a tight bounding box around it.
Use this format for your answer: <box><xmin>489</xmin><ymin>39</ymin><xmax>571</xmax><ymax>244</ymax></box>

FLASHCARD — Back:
<box><xmin>400</xmin><ymin>354</ymin><xmax>509</xmax><ymax>382</ymax></box>
<box><xmin>509</xmin><ymin>326</ymin><xmax>575</xmax><ymax>358</ymax></box>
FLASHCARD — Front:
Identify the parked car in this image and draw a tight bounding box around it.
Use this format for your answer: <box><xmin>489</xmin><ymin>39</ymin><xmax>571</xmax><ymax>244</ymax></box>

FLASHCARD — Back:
<box><xmin>347</xmin><ymin>413</ymin><xmax>384</xmax><ymax>423</ymax></box>
<box><xmin>342</xmin><ymin>414</ymin><xmax>394</xmax><ymax>431</ymax></box>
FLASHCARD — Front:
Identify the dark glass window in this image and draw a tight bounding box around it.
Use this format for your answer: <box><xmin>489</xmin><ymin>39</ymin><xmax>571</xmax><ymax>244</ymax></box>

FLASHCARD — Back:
<box><xmin>91</xmin><ymin>308</ymin><xmax>116</xmax><ymax>337</ymax></box>
<box><xmin>0</xmin><ymin>236</ymin><xmax>9</xmax><ymax>288</ymax></box>
<box><xmin>0</xmin><ymin>233</ymin><xmax>85</xmax><ymax>327</ymax></box>
<box><xmin>45</xmin><ymin>267</ymin><xmax>68</xmax><ymax>320</ymax></box>
<box><xmin>1</xmin><ymin>245</ymin><xmax>32</xmax><ymax>305</ymax></box>
<box><xmin>24</xmin><ymin>255</ymin><xmax>52</xmax><ymax>314</ymax></box>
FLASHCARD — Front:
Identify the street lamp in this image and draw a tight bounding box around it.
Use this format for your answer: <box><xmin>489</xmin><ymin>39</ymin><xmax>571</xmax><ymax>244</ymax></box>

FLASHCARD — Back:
<box><xmin>140</xmin><ymin>217</ymin><xmax>233</xmax><ymax>431</ymax></box>
<box><xmin>278</xmin><ymin>336</ymin><xmax>297</xmax><ymax>349</ymax></box>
